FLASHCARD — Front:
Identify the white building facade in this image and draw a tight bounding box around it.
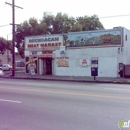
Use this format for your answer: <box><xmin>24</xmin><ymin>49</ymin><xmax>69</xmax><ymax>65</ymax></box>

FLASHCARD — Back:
<box><xmin>25</xmin><ymin>27</ymin><xmax>130</xmax><ymax>77</ymax></box>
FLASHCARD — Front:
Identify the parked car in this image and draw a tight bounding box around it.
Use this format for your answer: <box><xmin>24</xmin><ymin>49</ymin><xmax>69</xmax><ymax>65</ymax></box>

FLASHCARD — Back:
<box><xmin>0</xmin><ymin>64</ymin><xmax>12</xmax><ymax>71</ymax></box>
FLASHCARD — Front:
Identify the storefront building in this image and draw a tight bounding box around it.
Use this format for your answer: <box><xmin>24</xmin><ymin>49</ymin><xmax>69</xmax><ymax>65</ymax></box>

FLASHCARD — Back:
<box><xmin>25</xmin><ymin>34</ymin><xmax>63</xmax><ymax>75</ymax></box>
<box><xmin>25</xmin><ymin>27</ymin><xmax>130</xmax><ymax>77</ymax></box>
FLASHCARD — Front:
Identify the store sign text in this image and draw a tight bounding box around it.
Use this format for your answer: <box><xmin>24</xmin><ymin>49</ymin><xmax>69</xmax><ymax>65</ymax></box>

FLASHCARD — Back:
<box><xmin>29</xmin><ymin>37</ymin><xmax>59</xmax><ymax>43</ymax></box>
<box><xmin>56</xmin><ymin>57</ymin><xmax>69</xmax><ymax>59</ymax></box>
<box><xmin>28</xmin><ymin>43</ymin><xmax>61</xmax><ymax>48</ymax></box>
<box><xmin>42</xmin><ymin>50</ymin><xmax>53</xmax><ymax>54</ymax></box>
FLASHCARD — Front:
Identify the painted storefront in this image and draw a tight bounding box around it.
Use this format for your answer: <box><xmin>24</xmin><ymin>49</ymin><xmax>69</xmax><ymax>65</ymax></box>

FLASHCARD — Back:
<box><xmin>25</xmin><ymin>34</ymin><xmax>63</xmax><ymax>75</ymax></box>
<box><xmin>25</xmin><ymin>27</ymin><xmax>130</xmax><ymax>77</ymax></box>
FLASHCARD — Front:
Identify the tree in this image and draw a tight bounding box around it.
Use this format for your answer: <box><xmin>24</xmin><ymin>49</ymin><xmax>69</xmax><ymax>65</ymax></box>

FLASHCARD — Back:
<box><xmin>15</xmin><ymin>12</ymin><xmax>105</xmax><ymax>58</ymax></box>
<box><xmin>15</xmin><ymin>17</ymin><xmax>47</xmax><ymax>58</ymax></box>
<box><xmin>75</xmin><ymin>15</ymin><xmax>104</xmax><ymax>31</ymax></box>
<box><xmin>70</xmin><ymin>22</ymin><xmax>82</xmax><ymax>32</ymax></box>
<box><xmin>0</xmin><ymin>37</ymin><xmax>8</xmax><ymax>54</ymax></box>
<box><xmin>41</xmin><ymin>12</ymin><xmax>75</xmax><ymax>34</ymax></box>
<box><xmin>52</xmin><ymin>12</ymin><xmax>75</xmax><ymax>34</ymax></box>
<box><xmin>6</xmin><ymin>40</ymin><xmax>12</xmax><ymax>54</ymax></box>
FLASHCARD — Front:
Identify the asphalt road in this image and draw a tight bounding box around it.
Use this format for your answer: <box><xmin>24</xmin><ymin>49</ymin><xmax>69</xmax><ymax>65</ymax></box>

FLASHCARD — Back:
<box><xmin>0</xmin><ymin>78</ymin><xmax>130</xmax><ymax>130</ymax></box>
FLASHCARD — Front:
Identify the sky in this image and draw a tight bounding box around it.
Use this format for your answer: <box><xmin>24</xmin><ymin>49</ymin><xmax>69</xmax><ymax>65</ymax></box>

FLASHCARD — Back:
<box><xmin>0</xmin><ymin>0</ymin><xmax>130</xmax><ymax>40</ymax></box>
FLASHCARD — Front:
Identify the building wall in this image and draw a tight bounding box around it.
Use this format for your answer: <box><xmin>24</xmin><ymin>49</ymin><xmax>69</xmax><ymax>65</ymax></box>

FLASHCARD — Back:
<box><xmin>54</xmin><ymin>47</ymin><xmax>119</xmax><ymax>77</ymax></box>
<box><xmin>123</xmin><ymin>28</ymin><xmax>130</xmax><ymax>65</ymax></box>
<box><xmin>24</xmin><ymin>27</ymin><xmax>130</xmax><ymax>77</ymax></box>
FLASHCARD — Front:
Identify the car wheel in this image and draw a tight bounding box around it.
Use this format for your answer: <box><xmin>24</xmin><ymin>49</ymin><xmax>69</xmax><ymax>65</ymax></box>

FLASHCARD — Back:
<box><xmin>9</xmin><ymin>68</ymin><xmax>11</xmax><ymax>71</ymax></box>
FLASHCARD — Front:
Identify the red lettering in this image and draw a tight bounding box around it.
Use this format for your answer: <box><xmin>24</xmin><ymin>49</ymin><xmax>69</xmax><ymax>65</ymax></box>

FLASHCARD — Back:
<box><xmin>55</xmin><ymin>43</ymin><xmax>57</xmax><ymax>46</ymax></box>
<box><xmin>37</xmin><ymin>44</ymin><xmax>39</xmax><ymax>47</ymax></box>
<box><xmin>48</xmin><ymin>43</ymin><xmax>51</xmax><ymax>46</ymax></box>
<box><xmin>58</xmin><ymin>43</ymin><xmax>61</xmax><ymax>46</ymax></box>
<box><xmin>28</xmin><ymin>44</ymin><xmax>33</xmax><ymax>48</ymax></box>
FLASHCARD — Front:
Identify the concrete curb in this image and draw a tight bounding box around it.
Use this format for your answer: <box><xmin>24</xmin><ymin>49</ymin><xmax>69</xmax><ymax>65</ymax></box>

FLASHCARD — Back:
<box><xmin>1</xmin><ymin>76</ymin><xmax>130</xmax><ymax>84</ymax></box>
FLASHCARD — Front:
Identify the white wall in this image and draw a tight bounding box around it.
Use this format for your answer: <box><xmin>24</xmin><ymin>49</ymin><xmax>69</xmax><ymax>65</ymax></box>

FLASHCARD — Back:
<box><xmin>123</xmin><ymin>28</ymin><xmax>130</xmax><ymax>65</ymax></box>
<box><xmin>54</xmin><ymin>47</ymin><xmax>119</xmax><ymax>77</ymax></box>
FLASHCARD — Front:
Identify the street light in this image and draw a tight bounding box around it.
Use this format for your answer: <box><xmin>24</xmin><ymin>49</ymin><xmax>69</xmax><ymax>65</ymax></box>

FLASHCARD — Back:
<box><xmin>7</xmin><ymin>33</ymin><xmax>12</xmax><ymax>64</ymax></box>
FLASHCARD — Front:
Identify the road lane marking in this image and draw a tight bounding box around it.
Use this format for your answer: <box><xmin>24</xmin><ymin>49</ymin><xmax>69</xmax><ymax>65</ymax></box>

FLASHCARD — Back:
<box><xmin>0</xmin><ymin>86</ymin><xmax>130</xmax><ymax>101</ymax></box>
<box><xmin>104</xmin><ymin>88</ymin><xmax>130</xmax><ymax>91</ymax></box>
<box><xmin>0</xmin><ymin>98</ymin><xmax>21</xmax><ymax>103</ymax></box>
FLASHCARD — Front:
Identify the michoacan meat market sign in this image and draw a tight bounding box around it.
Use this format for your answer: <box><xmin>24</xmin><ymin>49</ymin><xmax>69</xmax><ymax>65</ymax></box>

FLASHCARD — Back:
<box><xmin>25</xmin><ymin>35</ymin><xmax>63</xmax><ymax>50</ymax></box>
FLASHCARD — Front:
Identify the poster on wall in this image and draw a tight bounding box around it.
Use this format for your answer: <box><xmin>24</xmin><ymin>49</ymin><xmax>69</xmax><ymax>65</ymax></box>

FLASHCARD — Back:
<box><xmin>57</xmin><ymin>59</ymin><xmax>69</xmax><ymax>67</ymax></box>
<box><xmin>63</xmin><ymin>29</ymin><xmax>122</xmax><ymax>47</ymax></box>
<box><xmin>26</xmin><ymin>56</ymin><xmax>37</xmax><ymax>73</ymax></box>
<box><xmin>80</xmin><ymin>59</ymin><xmax>90</xmax><ymax>67</ymax></box>
<box><xmin>80</xmin><ymin>59</ymin><xmax>87</xmax><ymax>67</ymax></box>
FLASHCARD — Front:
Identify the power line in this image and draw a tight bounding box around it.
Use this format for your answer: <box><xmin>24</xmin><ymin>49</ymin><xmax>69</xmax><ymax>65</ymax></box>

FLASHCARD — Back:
<box><xmin>99</xmin><ymin>14</ymin><xmax>130</xmax><ymax>19</ymax></box>
<box><xmin>5</xmin><ymin>2</ymin><xmax>23</xmax><ymax>9</ymax></box>
<box><xmin>0</xmin><ymin>24</ymin><xmax>10</xmax><ymax>27</ymax></box>
<box><xmin>76</xmin><ymin>14</ymin><xmax>130</xmax><ymax>21</ymax></box>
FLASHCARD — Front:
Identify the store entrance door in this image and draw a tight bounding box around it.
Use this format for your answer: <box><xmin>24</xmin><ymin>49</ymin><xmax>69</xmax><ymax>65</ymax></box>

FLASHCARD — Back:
<box><xmin>46</xmin><ymin>58</ymin><xmax>52</xmax><ymax>75</ymax></box>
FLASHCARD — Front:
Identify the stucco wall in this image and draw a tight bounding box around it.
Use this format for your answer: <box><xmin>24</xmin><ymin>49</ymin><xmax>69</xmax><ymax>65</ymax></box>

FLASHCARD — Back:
<box><xmin>54</xmin><ymin>47</ymin><xmax>119</xmax><ymax>77</ymax></box>
<box><xmin>123</xmin><ymin>28</ymin><xmax>130</xmax><ymax>65</ymax></box>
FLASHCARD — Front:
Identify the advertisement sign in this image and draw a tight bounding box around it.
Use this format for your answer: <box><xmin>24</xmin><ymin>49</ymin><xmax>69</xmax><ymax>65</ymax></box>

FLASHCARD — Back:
<box><xmin>57</xmin><ymin>59</ymin><xmax>69</xmax><ymax>67</ymax></box>
<box><xmin>91</xmin><ymin>57</ymin><xmax>98</xmax><ymax>78</ymax></box>
<box><xmin>25</xmin><ymin>35</ymin><xmax>63</xmax><ymax>50</ymax></box>
<box><xmin>26</xmin><ymin>56</ymin><xmax>37</xmax><ymax>73</ymax></box>
<box><xmin>80</xmin><ymin>59</ymin><xmax>90</xmax><ymax>67</ymax></box>
<box><xmin>91</xmin><ymin>57</ymin><xmax>98</xmax><ymax>68</ymax></box>
<box><xmin>64</xmin><ymin>29</ymin><xmax>122</xmax><ymax>47</ymax></box>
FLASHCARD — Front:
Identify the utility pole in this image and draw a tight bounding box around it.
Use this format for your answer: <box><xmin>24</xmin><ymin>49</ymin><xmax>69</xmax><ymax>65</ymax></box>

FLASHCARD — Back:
<box><xmin>5</xmin><ymin>1</ymin><xmax>23</xmax><ymax>76</ymax></box>
<box><xmin>12</xmin><ymin>0</ymin><xmax>15</xmax><ymax>76</ymax></box>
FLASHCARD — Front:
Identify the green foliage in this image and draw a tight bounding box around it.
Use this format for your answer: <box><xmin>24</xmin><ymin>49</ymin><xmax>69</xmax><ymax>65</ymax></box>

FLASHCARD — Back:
<box><xmin>15</xmin><ymin>12</ymin><xmax>105</xmax><ymax>58</ymax></box>
<box><xmin>15</xmin><ymin>17</ymin><xmax>47</xmax><ymax>57</ymax></box>
<box><xmin>0</xmin><ymin>37</ymin><xmax>11</xmax><ymax>54</ymax></box>
<box><xmin>70</xmin><ymin>22</ymin><xmax>83</xmax><ymax>32</ymax></box>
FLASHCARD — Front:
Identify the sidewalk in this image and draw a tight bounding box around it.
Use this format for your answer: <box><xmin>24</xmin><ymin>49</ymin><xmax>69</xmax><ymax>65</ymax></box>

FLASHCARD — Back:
<box><xmin>1</xmin><ymin>71</ymin><xmax>130</xmax><ymax>84</ymax></box>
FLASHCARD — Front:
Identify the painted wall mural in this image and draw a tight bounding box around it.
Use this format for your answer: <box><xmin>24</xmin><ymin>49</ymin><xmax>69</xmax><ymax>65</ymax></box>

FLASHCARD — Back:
<box><xmin>63</xmin><ymin>29</ymin><xmax>122</xmax><ymax>47</ymax></box>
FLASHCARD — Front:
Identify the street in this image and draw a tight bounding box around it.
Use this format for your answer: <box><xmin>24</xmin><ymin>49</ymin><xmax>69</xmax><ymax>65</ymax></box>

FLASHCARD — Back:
<box><xmin>0</xmin><ymin>78</ymin><xmax>130</xmax><ymax>130</ymax></box>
